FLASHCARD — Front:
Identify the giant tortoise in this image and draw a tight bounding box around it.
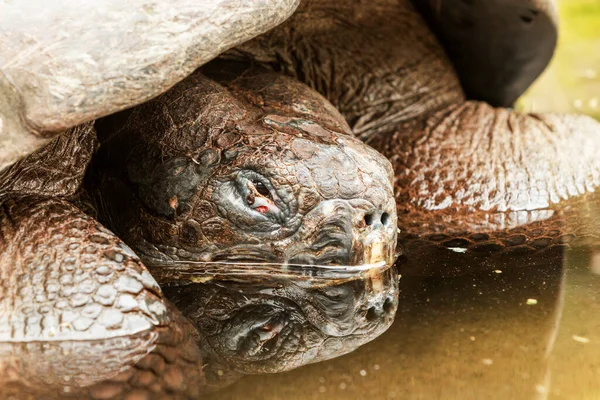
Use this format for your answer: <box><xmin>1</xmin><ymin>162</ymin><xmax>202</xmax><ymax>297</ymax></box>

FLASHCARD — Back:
<box><xmin>1</xmin><ymin>0</ymin><xmax>600</xmax><ymax>398</ymax></box>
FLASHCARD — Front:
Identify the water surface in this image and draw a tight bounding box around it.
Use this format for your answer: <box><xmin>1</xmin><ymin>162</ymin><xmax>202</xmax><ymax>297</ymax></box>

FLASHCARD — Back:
<box><xmin>208</xmin><ymin>250</ymin><xmax>600</xmax><ymax>399</ymax></box>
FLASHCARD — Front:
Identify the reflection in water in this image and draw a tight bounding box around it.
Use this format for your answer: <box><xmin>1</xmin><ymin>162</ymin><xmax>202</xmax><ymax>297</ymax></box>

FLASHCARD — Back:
<box><xmin>0</xmin><ymin>263</ymin><xmax>398</xmax><ymax>399</ymax></box>
<box><xmin>163</xmin><ymin>262</ymin><xmax>398</xmax><ymax>388</ymax></box>
<box><xmin>7</xmin><ymin>234</ymin><xmax>600</xmax><ymax>400</ymax></box>
<box><xmin>208</xmin><ymin>252</ymin><xmax>569</xmax><ymax>400</ymax></box>
<box><xmin>206</xmin><ymin>232</ymin><xmax>600</xmax><ymax>400</ymax></box>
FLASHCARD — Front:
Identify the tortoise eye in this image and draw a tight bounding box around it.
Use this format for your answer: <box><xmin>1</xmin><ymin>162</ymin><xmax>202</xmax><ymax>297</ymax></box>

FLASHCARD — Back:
<box><xmin>252</xmin><ymin>180</ymin><xmax>272</xmax><ymax>199</ymax></box>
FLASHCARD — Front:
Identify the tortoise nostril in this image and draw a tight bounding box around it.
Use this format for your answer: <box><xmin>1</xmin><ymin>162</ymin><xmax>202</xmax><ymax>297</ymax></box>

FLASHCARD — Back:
<box><xmin>364</xmin><ymin>213</ymin><xmax>374</xmax><ymax>226</ymax></box>
<box><xmin>365</xmin><ymin>306</ymin><xmax>379</xmax><ymax>321</ymax></box>
<box><xmin>383</xmin><ymin>297</ymin><xmax>394</xmax><ymax>313</ymax></box>
<box><xmin>381</xmin><ymin>212</ymin><xmax>390</xmax><ymax>226</ymax></box>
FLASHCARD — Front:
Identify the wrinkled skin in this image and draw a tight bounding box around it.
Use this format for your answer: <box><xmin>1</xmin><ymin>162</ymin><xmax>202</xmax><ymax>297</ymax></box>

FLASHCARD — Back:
<box><xmin>86</xmin><ymin>64</ymin><xmax>397</xmax><ymax>269</ymax></box>
<box><xmin>0</xmin><ymin>25</ymin><xmax>397</xmax><ymax>400</ymax></box>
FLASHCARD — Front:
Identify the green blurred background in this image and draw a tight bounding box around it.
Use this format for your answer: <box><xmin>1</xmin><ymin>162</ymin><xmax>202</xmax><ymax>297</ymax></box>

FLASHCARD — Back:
<box><xmin>519</xmin><ymin>0</ymin><xmax>600</xmax><ymax>119</ymax></box>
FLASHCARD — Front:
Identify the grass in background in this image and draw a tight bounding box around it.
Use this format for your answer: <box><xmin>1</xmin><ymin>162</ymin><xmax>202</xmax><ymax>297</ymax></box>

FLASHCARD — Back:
<box><xmin>519</xmin><ymin>0</ymin><xmax>600</xmax><ymax>119</ymax></box>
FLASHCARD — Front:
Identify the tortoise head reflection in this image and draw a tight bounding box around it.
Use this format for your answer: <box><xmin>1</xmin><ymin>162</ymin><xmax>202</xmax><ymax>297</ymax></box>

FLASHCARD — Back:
<box><xmin>162</xmin><ymin>263</ymin><xmax>399</xmax><ymax>379</ymax></box>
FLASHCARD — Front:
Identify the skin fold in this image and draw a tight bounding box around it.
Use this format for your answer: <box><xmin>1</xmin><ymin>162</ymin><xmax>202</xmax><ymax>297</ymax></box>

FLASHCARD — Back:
<box><xmin>86</xmin><ymin>65</ymin><xmax>397</xmax><ymax>270</ymax></box>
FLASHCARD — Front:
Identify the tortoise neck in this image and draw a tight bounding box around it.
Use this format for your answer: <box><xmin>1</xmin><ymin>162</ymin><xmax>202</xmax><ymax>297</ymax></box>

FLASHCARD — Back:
<box><xmin>222</xmin><ymin>0</ymin><xmax>464</xmax><ymax>142</ymax></box>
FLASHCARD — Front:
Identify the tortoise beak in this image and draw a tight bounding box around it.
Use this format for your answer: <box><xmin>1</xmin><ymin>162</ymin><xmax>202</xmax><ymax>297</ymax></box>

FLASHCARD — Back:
<box><xmin>352</xmin><ymin>209</ymin><xmax>398</xmax><ymax>268</ymax></box>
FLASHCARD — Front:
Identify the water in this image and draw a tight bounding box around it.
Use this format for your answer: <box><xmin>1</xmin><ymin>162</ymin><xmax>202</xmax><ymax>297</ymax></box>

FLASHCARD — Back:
<box><xmin>0</xmin><ymin>262</ymin><xmax>400</xmax><ymax>399</ymax></box>
<box><xmin>208</xmin><ymin>250</ymin><xmax>600</xmax><ymax>400</ymax></box>
<box><xmin>5</xmin><ymin>246</ymin><xmax>600</xmax><ymax>399</ymax></box>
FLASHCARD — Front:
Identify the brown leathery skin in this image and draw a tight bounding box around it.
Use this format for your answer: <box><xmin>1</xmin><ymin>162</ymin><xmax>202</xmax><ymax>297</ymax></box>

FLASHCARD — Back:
<box><xmin>370</xmin><ymin>102</ymin><xmax>600</xmax><ymax>274</ymax></box>
<box><xmin>87</xmin><ymin>65</ymin><xmax>397</xmax><ymax>270</ymax></box>
<box><xmin>3</xmin><ymin>0</ymin><xmax>598</xmax><ymax>397</ymax></box>
<box><xmin>0</xmin><ymin>308</ymin><xmax>206</xmax><ymax>400</ymax></box>
<box><xmin>0</xmin><ymin>123</ymin><xmax>96</xmax><ymax>199</ymax></box>
<box><xmin>0</xmin><ymin>193</ymin><xmax>398</xmax><ymax>398</ymax></box>
<box><xmin>0</xmin><ymin>196</ymin><xmax>170</xmax><ymax>343</ymax></box>
<box><xmin>368</xmin><ymin>102</ymin><xmax>600</xmax><ymax>217</ymax></box>
<box><xmin>0</xmin><ymin>195</ymin><xmax>206</xmax><ymax>398</ymax></box>
<box><xmin>0</xmin><ymin>52</ymin><xmax>398</xmax><ymax>399</ymax></box>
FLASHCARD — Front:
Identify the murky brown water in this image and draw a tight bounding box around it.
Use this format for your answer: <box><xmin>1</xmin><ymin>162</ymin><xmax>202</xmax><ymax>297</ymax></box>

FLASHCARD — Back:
<box><xmin>207</xmin><ymin>250</ymin><xmax>600</xmax><ymax>400</ymax></box>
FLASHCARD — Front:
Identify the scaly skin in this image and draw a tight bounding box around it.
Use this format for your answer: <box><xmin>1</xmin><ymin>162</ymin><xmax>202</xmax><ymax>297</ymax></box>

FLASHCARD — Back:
<box><xmin>0</xmin><ymin>190</ymin><xmax>398</xmax><ymax>398</ymax></box>
<box><xmin>86</xmin><ymin>65</ymin><xmax>397</xmax><ymax>269</ymax></box>
<box><xmin>0</xmin><ymin>195</ymin><xmax>206</xmax><ymax>399</ymax></box>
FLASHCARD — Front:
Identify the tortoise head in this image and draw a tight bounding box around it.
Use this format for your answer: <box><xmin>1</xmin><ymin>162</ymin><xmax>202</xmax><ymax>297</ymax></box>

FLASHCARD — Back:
<box><xmin>89</xmin><ymin>63</ymin><xmax>397</xmax><ymax>269</ymax></box>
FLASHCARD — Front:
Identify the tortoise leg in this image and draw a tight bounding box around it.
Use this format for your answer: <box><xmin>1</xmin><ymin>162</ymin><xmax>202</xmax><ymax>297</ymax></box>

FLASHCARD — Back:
<box><xmin>365</xmin><ymin>101</ymin><xmax>600</xmax><ymax>274</ymax></box>
<box><xmin>412</xmin><ymin>0</ymin><xmax>558</xmax><ymax>107</ymax></box>
<box><xmin>0</xmin><ymin>196</ymin><xmax>205</xmax><ymax>399</ymax></box>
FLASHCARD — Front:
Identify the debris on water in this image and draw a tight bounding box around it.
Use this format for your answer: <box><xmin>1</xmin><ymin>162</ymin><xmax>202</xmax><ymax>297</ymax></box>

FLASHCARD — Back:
<box><xmin>493</xmin><ymin>269</ymin><xmax>502</xmax><ymax>274</ymax></box>
<box><xmin>584</xmin><ymin>68</ymin><xmax>597</xmax><ymax>79</ymax></box>
<box><xmin>536</xmin><ymin>385</ymin><xmax>549</xmax><ymax>395</ymax></box>
<box><xmin>481</xmin><ymin>359</ymin><xmax>493</xmax><ymax>366</ymax></box>
<box><xmin>572</xmin><ymin>335</ymin><xmax>591</xmax><ymax>344</ymax></box>
<box><xmin>526</xmin><ymin>298</ymin><xmax>538</xmax><ymax>305</ymax></box>
<box><xmin>448</xmin><ymin>247</ymin><xmax>467</xmax><ymax>253</ymax></box>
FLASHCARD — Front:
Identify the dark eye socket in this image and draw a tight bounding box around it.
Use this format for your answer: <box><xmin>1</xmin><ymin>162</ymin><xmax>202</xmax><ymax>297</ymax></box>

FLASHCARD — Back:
<box><xmin>252</xmin><ymin>180</ymin><xmax>272</xmax><ymax>199</ymax></box>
